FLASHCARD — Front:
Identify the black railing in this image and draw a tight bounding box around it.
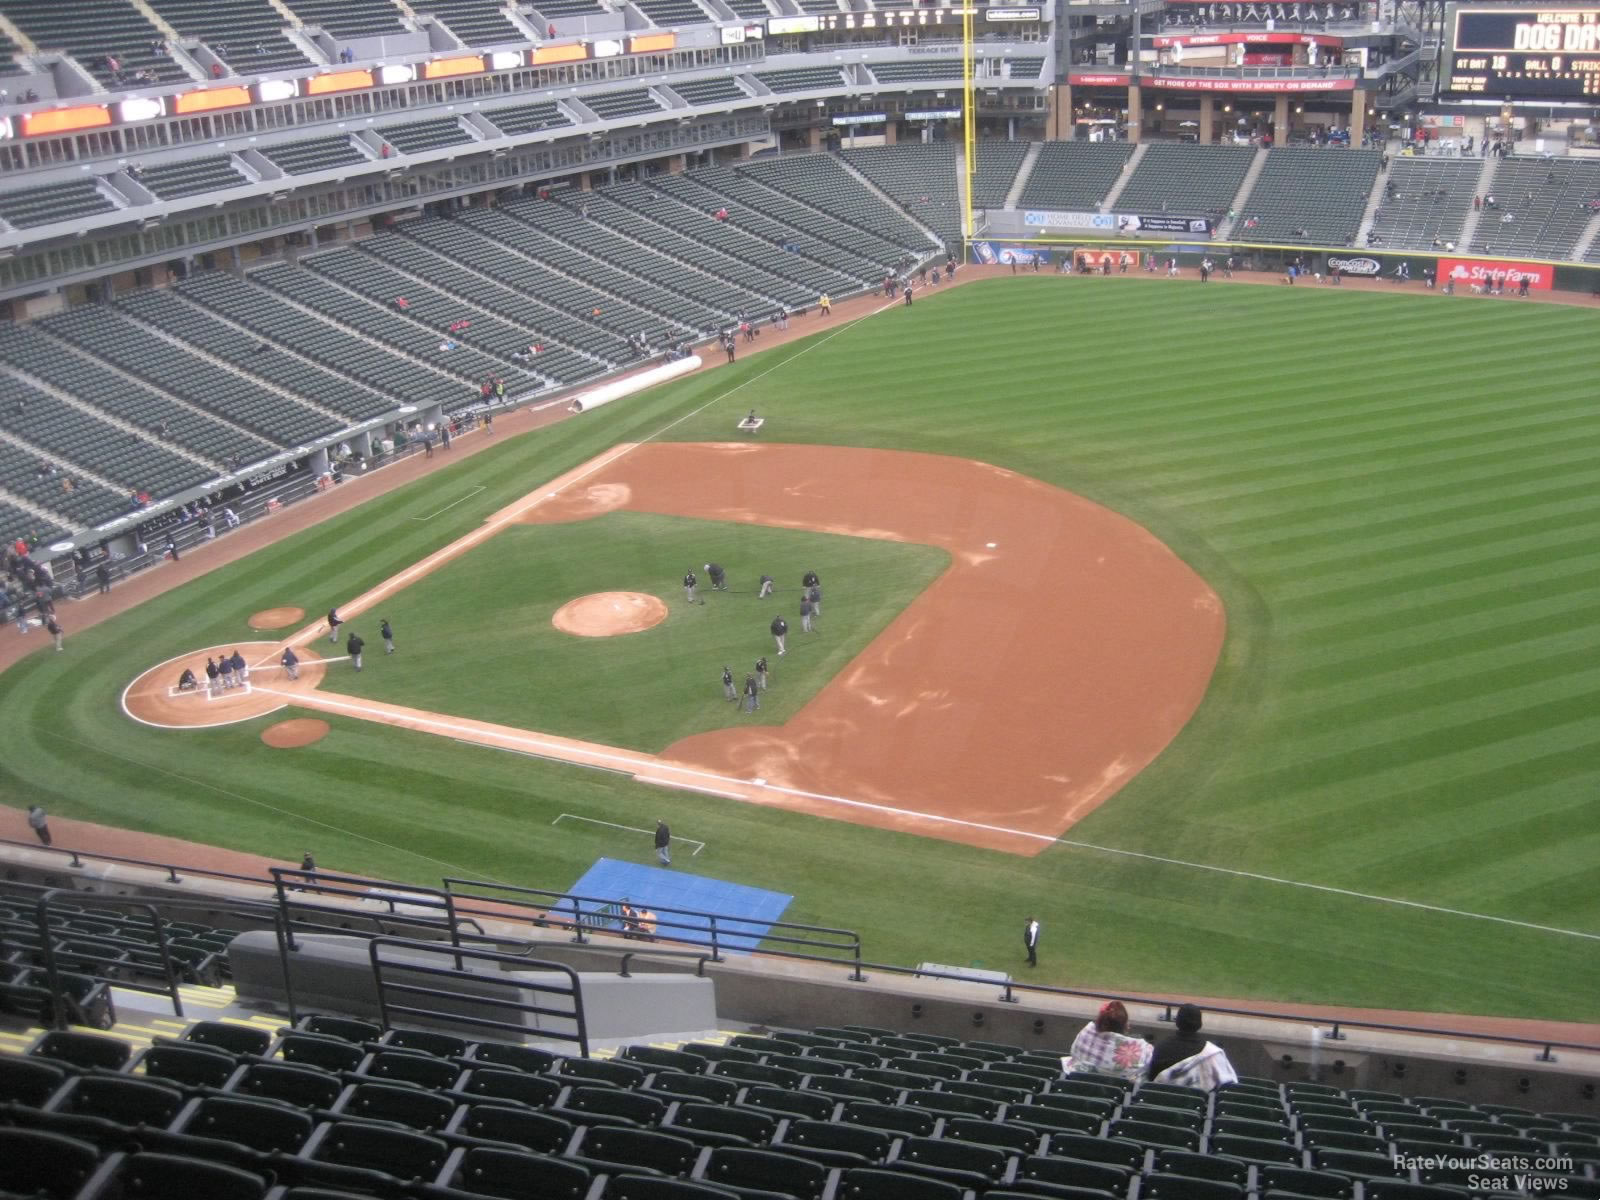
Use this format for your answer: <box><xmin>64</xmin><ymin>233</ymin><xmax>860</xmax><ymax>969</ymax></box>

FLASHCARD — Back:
<box><xmin>368</xmin><ymin>936</ymin><xmax>589</xmax><ymax>1056</ymax></box>
<box><xmin>441</xmin><ymin>876</ymin><xmax>865</xmax><ymax>975</ymax></box>
<box><xmin>5</xmin><ymin>843</ymin><xmax>1594</xmax><ymax>1062</ymax></box>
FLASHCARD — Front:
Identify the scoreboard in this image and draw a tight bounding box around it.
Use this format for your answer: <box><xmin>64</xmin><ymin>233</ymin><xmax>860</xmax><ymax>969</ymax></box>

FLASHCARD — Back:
<box><xmin>1446</xmin><ymin>5</ymin><xmax>1600</xmax><ymax>99</ymax></box>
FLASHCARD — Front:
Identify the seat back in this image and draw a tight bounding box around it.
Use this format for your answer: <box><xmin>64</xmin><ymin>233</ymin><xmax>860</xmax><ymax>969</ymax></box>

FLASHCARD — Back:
<box><xmin>118</xmin><ymin>1151</ymin><xmax>267</xmax><ymax>1200</ymax></box>
<box><xmin>452</xmin><ymin>1145</ymin><xmax>590</xmax><ymax>1200</ymax></box>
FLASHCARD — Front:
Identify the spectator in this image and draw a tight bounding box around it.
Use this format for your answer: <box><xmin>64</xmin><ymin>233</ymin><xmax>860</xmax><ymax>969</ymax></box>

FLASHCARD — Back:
<box><xmin>210</xmin><ymin>61</ymin><xmax>224</xmax><ymax>79</ymax></box>
<box><xmin>1148</xmin><ymin>1004</ymin><xmax>1238</xmax><ymax>1089</ymax></box>
<box><xmin>1063</xmin><ymin>1000</ymin><xmax>1153</xmax><ymax>1082</ymax></box>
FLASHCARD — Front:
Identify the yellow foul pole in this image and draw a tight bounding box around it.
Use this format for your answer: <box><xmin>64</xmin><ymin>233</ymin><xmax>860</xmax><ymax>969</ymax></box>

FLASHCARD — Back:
<box><xmin>961</xmin><ymin>3</ymin><xmax>976</xmax><ymax>244</ymax></box>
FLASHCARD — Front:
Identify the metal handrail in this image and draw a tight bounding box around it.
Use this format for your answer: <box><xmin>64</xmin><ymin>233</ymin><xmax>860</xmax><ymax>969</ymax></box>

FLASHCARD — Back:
<box><xmin>441</xmin><ymin>876</ymin><xmax>863</xmax><ymax>974</ymax></box>
<box><xmin>367</xmin><ymin>935</ymin><xmax>590</xmax><ymax>1057</ymax></box>
<box><xmin>34</xmin><ymin>888</ymin><xmax>182</xmax><ymax>1028</ymax></box>
<box><xmin>0</xmin><ymin>835</ymin><xmax>271</xmax><ymax>888</ymax></box>
<box><xmin>845</xmin><ymin>958</ymin><xmax>1600</xmax><ymax>1063</ymax></box>
<box><xmin>271</xmin><ymin>868</ymin><xmax>467</xmax><ymax>969</ymax></box>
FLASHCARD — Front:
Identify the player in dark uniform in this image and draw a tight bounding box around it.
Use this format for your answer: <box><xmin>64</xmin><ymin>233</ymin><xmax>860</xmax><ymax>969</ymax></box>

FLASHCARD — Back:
<box><xmin>205</xmin><ymin>656</ymin><xmax>220</xmax><ymax>696</ymax></box>
<box><xmin>771</xmin><ymin>614</ymin><xmax>788</xmax><ymax>656</ymax></box>
<box><xmin>705</xmin><ymin>563</ymin><xmax>727</xmax><ymax>591</ymax></box>
<box><xmin>347</xmin><ymin>631</ymin><xmax>365</xmax><ymax>671</ymax></box>
<box><xmin>722</xmin><ymin>665</ymin><xmax>736</xmax><ymax>702</ymax></box>
<box><xmin>381</xmin><ymin>618</ymin><xmax>395</xmax><ymax>655</ymax></box>
<box><xmin>281</xmin><ymin>645</ymin><xmax>300</xmax><ymax>681</ymax></box>
<box><xmin>327</xmin><ymin>607</ymin><xmax>344</xmax><ymax>643</ymax></box>
<box><xmin>802</xmin><ymin>570</ymin><xmax>820</xmax><ymax>590</ymax></box>
<box><xmin>758</xmin><ymin>574</ymin><xmax>774</xmax><ymax>598</ymax></box>
<box><xmin>177</xmin><ymin>668</ymin><xmax>198</xmax><ymax>692</ymax></box>
<box><xmin>683</xmin><ymin>569</ymin><xmax>698</xmax><ymax>604</ymax></box>
<box><xmin>743</xmin><ymin>673</ymin><xmax>760</xmax><ymax>713</ymax></box>
<box><xmin>755</xmin><ymin>657</ymin><xmax>769</xmax><ymax>691</ymax></box>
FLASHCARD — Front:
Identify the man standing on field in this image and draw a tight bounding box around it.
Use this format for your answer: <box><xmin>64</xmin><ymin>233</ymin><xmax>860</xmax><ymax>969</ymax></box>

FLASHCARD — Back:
<box><xmin>683</xmin><ymin>569</ymin><xmax>697</xmax><ymax>605</ymax></box>
<box><xmin>771</xmin><ymin>614</ymin><xmax>787</xmax><ymax>657</ymax></box>
<box><xmin>655</xmin><ymin>820</ymin><xmax>671</xmax><ymax>866</ymax></box>
<box><xmin>347</xmin><ymin>631</ymin><xmax>365</xmax><ymax>672</ymax></box>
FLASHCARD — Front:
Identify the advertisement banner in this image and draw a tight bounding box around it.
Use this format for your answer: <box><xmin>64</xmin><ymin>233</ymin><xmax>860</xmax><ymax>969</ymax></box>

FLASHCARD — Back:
<box><xmin>1024</xmin><ymin>210</ymin><xmax>1118</xmax><ymax>230</ymax></box>
<box><xmin>1438</xmin><ymin>257</ymin><xmax>1554</xmax><ymax>290</ymax></box>
<box><xmin>971</xmin><ymin>241</ymin><xmax>1052</xmax><ymax>266</ymax></box>
<box><xmin>1134</xmin><ymin>214</ymin><xmax>1212</xmax><ymax>236</ymax></box>
<box><xmin>1152</xmin><ymin>31</ymin><xmax>1343</xmax><ymax>47</ymax></box>
<box><xmin>1325</xmin><ymin>254</ymin><xmax>1383</xmax><ymax>277</ymax></box>
<box><xmin>1023</xmin><ymin>210</ymin><xmax>1211</xmax><ymax>237</ymax></box>
<box><xmin>1147</xmin><ymin>75</ymin><xmax>1356</xmax><ymax>91</ymax></box>
<box><xmin>1068</xmin><ymin>72</ymin><xmax>1130</xmax><ymax>86</ymax></box>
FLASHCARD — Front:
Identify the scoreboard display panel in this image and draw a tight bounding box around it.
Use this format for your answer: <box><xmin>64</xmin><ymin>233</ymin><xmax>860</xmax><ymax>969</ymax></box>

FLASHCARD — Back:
<box><xmin>1447</xmin><ymin>5</ymin><xmax>1600</xmax><ymax>99</ymax></box>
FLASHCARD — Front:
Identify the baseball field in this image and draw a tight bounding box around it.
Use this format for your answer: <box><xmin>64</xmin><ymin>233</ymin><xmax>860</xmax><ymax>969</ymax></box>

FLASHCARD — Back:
<box><xmin>3</xmin><ymin>275</ymin><xmax>1597</xmax><ymax>1022</ymax></box>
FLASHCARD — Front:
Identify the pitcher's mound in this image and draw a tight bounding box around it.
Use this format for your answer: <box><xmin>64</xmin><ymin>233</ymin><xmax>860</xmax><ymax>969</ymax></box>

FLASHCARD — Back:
<box><xmin>262</xmin><ymin>718</ymin><xmax>330</xmax><ymax>748</ymax></box>
<box><xmin>553</xmin><ymin>592</ymin><xmax>667</xmax><ymax>638</ymax></box>
<box><xmin>250</xmin><ymin>606</ymin><xmax>305</xmax><ymax>630</ymax></box>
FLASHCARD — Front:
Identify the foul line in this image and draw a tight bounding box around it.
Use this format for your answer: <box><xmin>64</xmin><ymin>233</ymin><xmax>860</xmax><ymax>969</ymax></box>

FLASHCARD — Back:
<box><xmin>291</xmin><ymin>298</ymin><xmax>901</xmax><ymax>649</ymax></box>
<box><xmin>553</xmin><ymin>813</ymin><xmax>706</xmax><ymax>857</ymax></box>
<box><xmin>254</xmin><ymin>686</ymin><xmax>1600</xmax><ymax>942</ymax></box>
<box><xmin>36</xmin><ymin>729</ymin><xmax>513</xmax><ymax>885</ymax></box>
<box><xmin>409</xmin><ymin>485</ymin><xmax>486</xmax><ymax>522</ymax></box>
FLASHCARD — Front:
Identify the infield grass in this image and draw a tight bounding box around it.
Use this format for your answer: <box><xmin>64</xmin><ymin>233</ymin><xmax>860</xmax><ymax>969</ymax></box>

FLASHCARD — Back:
<box><xmin>316</xmin><ymin>514</ymin><xmax>948</xmax><ymax>749</ymax></box>
<box><xmin>3</xmin><ymin>276</ymin><xmax>1596</xmax><ymax>1020</ymax></box>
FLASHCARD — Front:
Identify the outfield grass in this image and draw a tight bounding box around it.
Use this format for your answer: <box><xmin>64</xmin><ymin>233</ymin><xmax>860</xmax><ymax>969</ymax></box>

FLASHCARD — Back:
<box><xmin>3</xmin><ymin>276</ymin><xmax>1596</xmax><ymax>1021</ymax></box>
<box><xmin>317</xmin><ymin>514</ymin><xmax>948</xmax><ymax>749</ymax></box>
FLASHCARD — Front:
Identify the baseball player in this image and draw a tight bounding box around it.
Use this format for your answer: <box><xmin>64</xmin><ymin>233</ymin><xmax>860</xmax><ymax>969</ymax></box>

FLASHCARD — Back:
<box><xmin>347</xmin><ymin>631</ymin><xmax>365</xmax><ymax>672</ymax></box>
<box><xmin>177</xmin><ymin>668</ymin><xmax>199</xmax><ymax>692</ymax></box>
<box><xmin>721</xmin><ymin>665</ymin><xmax>736</xmax><ymax>702</ymax></box>
<box><xmin>743</xmin><ymin>673</ymin><xmax>760</xmax><ymax>713</ymax></box>
<box><xmin>807</xmin><ymin>585</ymin><xmax>822</xmax><ymax>621</ymax></box>
<box><xmin>230</xmin><ymin>649</ymin><xmax>248</xmax><ymax>686</ymax></box>
<box><xmin>771</xmin><ymin>614</ymin><xmax>787</xmax><ymax>656</ymax></box>
<box><xmin>802</xmin><ymin>570</ymin><xmax>820</xmax><ymax>590</ymax></box>
<box><xmin>683</xmin><ymin>569</ymin><xmax>697</xmax><ymax>605</ymax></box>
<box><xmin>758</xmin><ymin>574</ymin><xmax>774</xmax><ymax>599</ymax></box>
<box><xmin>327</xmin><ymin>607</ymin><xmax>344</xmax><ymax>643</ymax></box>
<box><xmin>205</xmin><ymin>656</ymin><xmax>220</xmax><ymax>696</ymax></box>
<box><xmin>705</xmin><ymin>563</ymin><xmax>727</xmax><ymax>591</ymax></box>
<box><xmin>755</xmin><ymin>657</ymin><xmax>768</xmax><ymax>690</ymax></box>
<box><xmin>45</xmin><ymin>616</ymin><xmax>63</xmax><ymax>651</ymax></box>
<box><xmin>799</xmin><ymin>595</ymin><xmax>815</xmax><ymax>634</ymax></box>
<box><xmin>220</xmin><ymin>654</ymin><xmax>236</xmax><ymax>690</ymax></box>
<box><xmin>381</xmin><ymin>618</ymin><xmax>395</xmax><ymax>655</ymax></box>
<box><xmin>281</xmin><ymin>645</ymin><xmax>300</xmax><ymax>681</ymax></box>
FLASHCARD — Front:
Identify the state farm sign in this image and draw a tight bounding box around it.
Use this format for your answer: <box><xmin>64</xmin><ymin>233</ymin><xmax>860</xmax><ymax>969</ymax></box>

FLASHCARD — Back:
<box><xmin>1438</xmin><ymin>257</ymin><xmax>1553</xmax><ymax>290</ymax></box>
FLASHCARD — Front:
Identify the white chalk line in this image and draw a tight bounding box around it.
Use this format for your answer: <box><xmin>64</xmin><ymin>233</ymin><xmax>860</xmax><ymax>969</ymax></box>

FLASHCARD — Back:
<box><xmin>41</xmin><ymin>729</ymin><xmax>512</xmax><ymax>886</ymax></box>
<box><xmin>290</xmin><ymin>299</ymin><xmax>900</xmax><ymax>647</ymax></box>
<box><xmin>553</xmin><ymin>813</ymin><xmax>706</xmax><ymax>856</ymax></box>
<box><xmin>117</xmin><ymin>301</ymin><xmax>1598</xmax><ymax>943</ymax></box>
<box><xmin>409</xmin><ymin>485</ymin><xmax>487</xmax><ymax>522</ymax></box>
<box><xmin>253</xmin><ymin>685</ymin><xmax>1599</xmax><ymax>943</ymax></box>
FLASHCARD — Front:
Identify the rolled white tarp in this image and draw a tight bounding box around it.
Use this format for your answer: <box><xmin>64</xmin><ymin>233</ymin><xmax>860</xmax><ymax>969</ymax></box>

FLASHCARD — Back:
<box><xmin>569</xmin><ymin>356</ymin><xmax>703</xmax><ymax>413</ymax></box>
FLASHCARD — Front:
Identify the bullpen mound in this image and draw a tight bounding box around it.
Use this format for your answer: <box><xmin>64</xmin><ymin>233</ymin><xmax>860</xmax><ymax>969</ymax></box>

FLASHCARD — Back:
<box><xmin>552</xmin><ymin>592</ymin><xmax>667</xmax><ymax>638</ymax></box>
<box><xmin>249</xmin><ymin>606</ymin><xmax>305</xmax><ymax>630</ymax></box>
<box><xmin>262</xmin><ymin>718</ymin><xmax>330</xmax><ymax>748</ymax></box>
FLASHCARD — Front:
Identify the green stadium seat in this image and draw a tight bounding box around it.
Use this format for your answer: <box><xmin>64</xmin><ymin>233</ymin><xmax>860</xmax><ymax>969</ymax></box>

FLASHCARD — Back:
<box><xmin>32</xmin><ymin>1030</ymin><xmax>131</xmax><ymax>1071</ymax></box>
<box><xmin>469</xmin><ymin>1041</ymin><xmax>561</xmax><ymax>1075</ymax></box>
<box><xmin>646</xmin><ymin>1071</ymin><xmax>741</xmax><ymax>1106</ymax></box>
<box><xmin>1014</xmin><ymin>1152</ymin><xmax>1131</xmax><ymax>1193</ymax></box>
<box><xmin>664</xmin><ymin>1101</ymin><xmax>777</xmax><ymax>1147</ymax></box>
<box><xmin>116</xmin><ymin>1152</ymin><xmax>267</xmax><ymax>1200</ymax></box>
<box><xmin>456</xmin><ymin>1068</ymin><xmax>564</xmax><ymax>1109</ymax></box>
<box><xmin>174</xmin><ymin>1095</ymin><xmax>315</xmax><ymax>1154</ymax></box>
<box><xmin>842</xmin><ymin>1100</ymin><xmax>937</xmax><ymax>1139</ymax></box>
<box><xmin>0</xmin><ymin>1055</ymin><xmax>67</xmax><ymax>1106</ymax></box>
<box><xmin>453</xmin><ymin>1103</ymin><xmax>573</xmax><ymax>1155</ymax></box>
<box><xmin>278</xmin><ymin>1033</ymin><xmax>365</xmax><ymax>1074</ymax></box>
<box><xmin>1140</xmin><ymin>1173</ymin><xmax>1246</xmax><ymax>1200</ymax></box>
<box><xmin>836</xmin><ymin>1166</ymin><xmax>966</xmax><ymax>1199</ymax></box>
<box><xmin>1154</xmin><ymin>1149</ymin><xmax>1249</xmax><ymax>1185</ymax></box>
<box><xmin>185</xmin><ymin>1021</ymin><xmax>272</xmax><ymax>1057</ymax></box>
<box><xmin>300</xmin><ymin>1014</ymin><xmax>382</xmax><ymax>1044</ymax></box>
<box><xmin>1045</xmin><ymin>1133</ymin><xmax>1146</xmax><ymax>1170</ymax></box>
<box><xmin>55</xmin><ymin>1075</ymin><xmax>185</xmax><ymax>1127</ymax></box>
<box><xmin>0</xmin><ymin>1127</ymin><xmax>107</xmax><ymax>1198</ymax></box>
<box><xmin>135</xmin><ymin>1041</ymin><xmax>239</xmax><ymax>1090</ymax></box>
<box><xmin>738</xmin><ymin>1084</ymin><xmax>835</xmax><ymax>1122</ymax></box>
<box><xmin>447</xmin><ymin>1145</ymin><xmax>592</xmax><ymax>1200</ymax></box>
<box><xmin>941</xmin><ymin>1117</ymin><xmax>1039</xmax><ymax>1154</ymax></box>
<box><xmin>334</xmin><ymin>1081</ymin><xmax>455</xmax><ymax>1132</ymax></box>
<box><xmin>891</xmin><ymin>1133</ymin><xmax>1011</xmax><ymax>1188</ymax></box>
<box><xmin>1257</xmin><ymin>1165</ymin><xmax>1354</xmax><ymax>1198</ymax></box>
<box><xmin>571</xmin><ymin>1125</ymin><xmax>700</xmax><ymax>1177</ymax></box>
<box><xmin>700</xmin><ymin>1146</ymin><xmax>832</xmax><ymax>1199</ymax></box>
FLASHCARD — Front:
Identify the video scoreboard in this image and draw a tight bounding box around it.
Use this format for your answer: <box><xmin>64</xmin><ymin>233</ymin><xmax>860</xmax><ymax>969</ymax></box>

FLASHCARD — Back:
<box><xmin>1446</xmin><ymin>5</ymin><xmax>1600</xmax><ymax>99</ymax></box>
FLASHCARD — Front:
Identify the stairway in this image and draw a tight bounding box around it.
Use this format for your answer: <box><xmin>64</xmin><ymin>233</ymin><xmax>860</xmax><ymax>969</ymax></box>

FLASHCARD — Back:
<box><xmin>1003</xmin><ymin>142</ymin><xmax>1042</xmax><ymax>210</ymax></box>
<box><xmin>1355</xmin><ymin>159</ymin><xmax>1391</xmax><ymax>247</ymax></box>
<box><xmin>1100</xmin><ymin>143</ymin><xmax>1147</xmax><ymax>213</ymax></box>
<box><xmin>1219</xmin><ymin>148</ymin><xmax>1270</xmax><ymax>238</ymax></box>
<box><xmin>1455</xmin><ymin>156</ymin><xmax>1500</xmax><ymax>252</ymax></box>
<box><xmin>834</xmin><ymin>154</ymin><xmax>945</xmax><ymax>252</ymax></box>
